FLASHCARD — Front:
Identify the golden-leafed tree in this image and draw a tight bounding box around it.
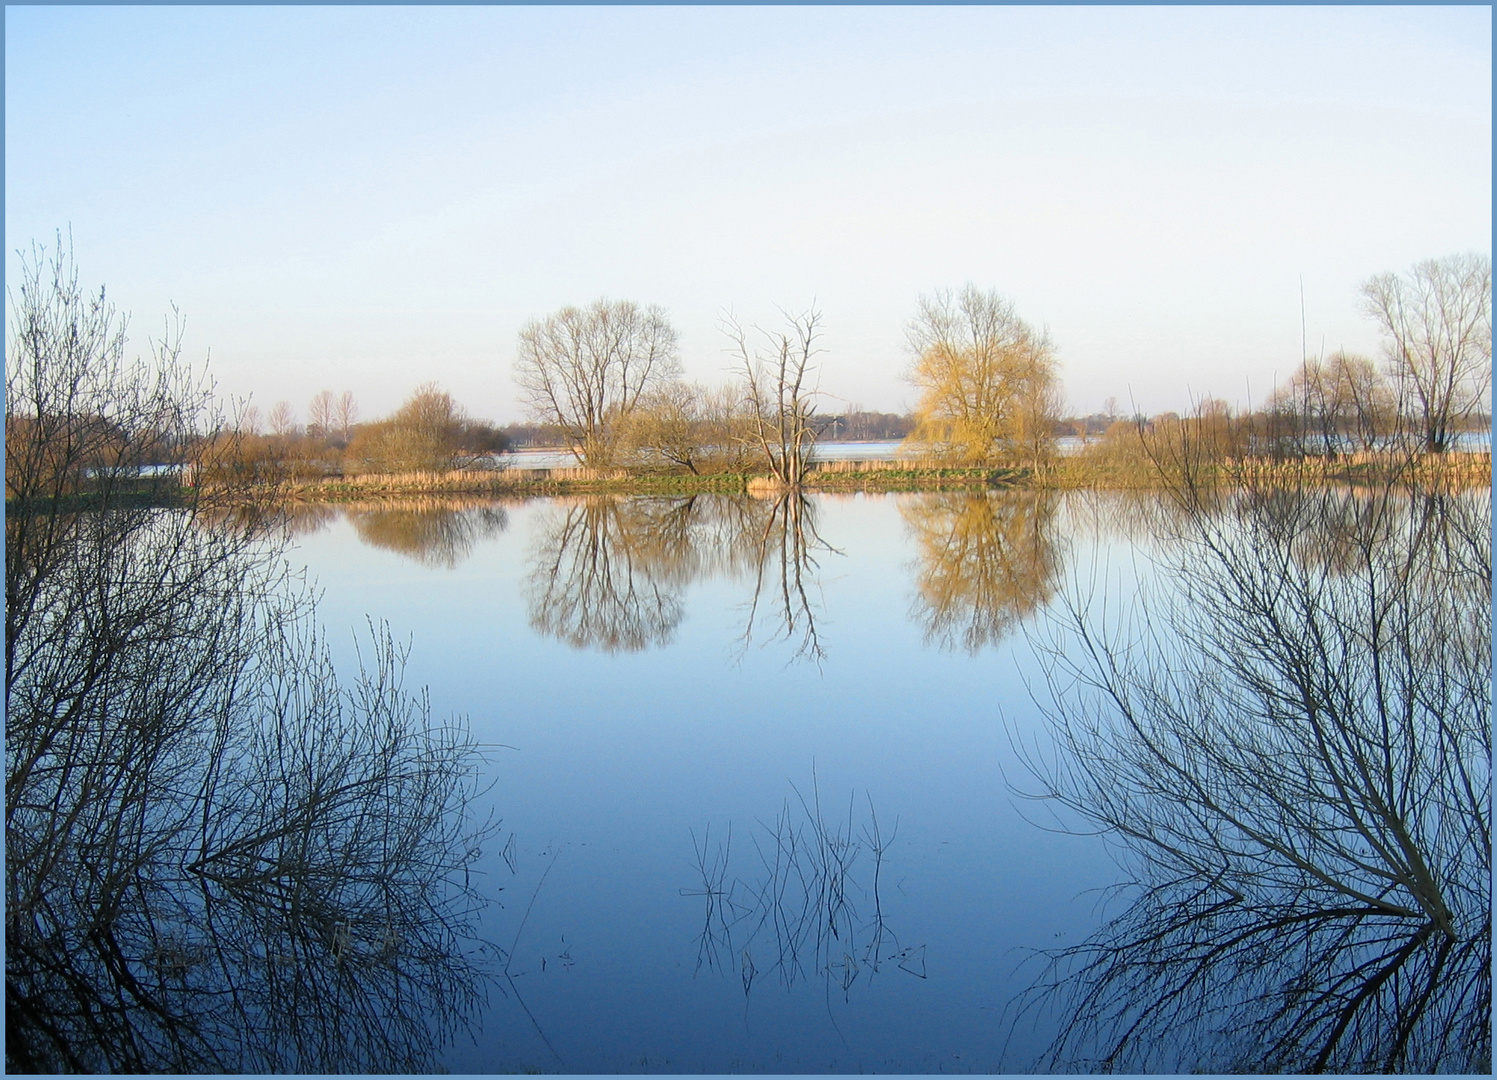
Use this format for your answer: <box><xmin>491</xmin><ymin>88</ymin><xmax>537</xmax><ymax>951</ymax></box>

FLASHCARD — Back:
<box><xmin>901</xmin><ymin>491</ymin><xmax>1060</xmax><ymax>652</ymax></box>
<box><xmin>905</xmin><ymin>285</ymin><xmax>1062</xmax><ymax>468</ymax></box>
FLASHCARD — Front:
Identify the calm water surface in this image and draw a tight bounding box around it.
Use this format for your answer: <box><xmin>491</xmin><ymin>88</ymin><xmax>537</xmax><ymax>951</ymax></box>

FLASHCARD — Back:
<box><xmin>283</xmin><ymin>490</ymin><xmax>1144</xmax><ymax>1073</ymax></box>
<box><xmin>281</xmin><ymin>486</ymin><xmax>1489</xmax><ymax>1073</ymax></box>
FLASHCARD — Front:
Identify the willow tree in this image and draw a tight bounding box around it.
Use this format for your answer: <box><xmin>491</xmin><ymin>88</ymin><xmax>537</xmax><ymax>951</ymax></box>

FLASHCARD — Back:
<box><xmin>905</xmin><ymin>285</ymin><xmax>1062</xmax><ymax>468</ymax></box>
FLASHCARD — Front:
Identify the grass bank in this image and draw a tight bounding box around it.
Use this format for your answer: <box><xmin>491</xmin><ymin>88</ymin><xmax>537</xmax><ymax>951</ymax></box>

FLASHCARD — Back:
<box><xmin>274</xmin><ymin>460</ymin><xmax>1027</xmax><ymax>501</ymax></box>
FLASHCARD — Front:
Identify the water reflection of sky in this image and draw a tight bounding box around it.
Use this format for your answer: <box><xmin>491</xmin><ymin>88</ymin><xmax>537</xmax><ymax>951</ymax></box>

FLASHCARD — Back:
<box><xmin>281</xmin><ymin>492</ymin><xmax>1165</xmax><ymax>1071</ymax></box>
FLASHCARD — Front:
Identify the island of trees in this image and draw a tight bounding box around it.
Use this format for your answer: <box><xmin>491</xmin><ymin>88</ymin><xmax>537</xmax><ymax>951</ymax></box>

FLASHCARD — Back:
<box><xmin>116</xmin><ymin>252</ymin><xmax>1483</xmax><ymax>502</ymax></box>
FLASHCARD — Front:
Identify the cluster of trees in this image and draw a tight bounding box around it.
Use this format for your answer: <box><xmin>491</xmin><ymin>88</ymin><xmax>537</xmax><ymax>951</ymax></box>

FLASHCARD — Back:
<box><xmin>513</xmin><ymin>299</ymin><xmax>826</xmax><ymax>483</ymax></box>
<box><xmin>514</xmin><ymin>255</ymin><xmax>1486</xmax><ymax>482</ymax></box>
<box><xmin>226</xmin><ymin>383</ymin><xmax>508</xmax><ymax>479</ymax></box>
<box><xmin>512</xmin><ymin>289</ymin><xmax>1064</xmax><ymax>482</ymax></box>
<box><xmin>1085</xmin><ymin>254</ymin><xmax>1491</xmax><ymax>475</ymax></box>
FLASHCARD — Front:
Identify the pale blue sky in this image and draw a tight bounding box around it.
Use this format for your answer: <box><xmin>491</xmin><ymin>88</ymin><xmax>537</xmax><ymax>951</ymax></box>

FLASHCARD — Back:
<box><xmin>6</xmin><ymin>6</ymin><xmax>1490</xmax><ymax>423</ymax></box>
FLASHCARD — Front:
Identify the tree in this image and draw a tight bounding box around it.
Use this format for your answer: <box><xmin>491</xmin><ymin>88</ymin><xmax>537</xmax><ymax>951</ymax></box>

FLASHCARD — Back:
<box><xmin>335</xmin><ymin>390</ymin><xmax>360</xmax><ymax>444</ymax></box>
<box><xmin>1361</xmin><ymin>253</ymin><xmax>1492</xmax><ymax>453</ymax></box>
<box><xmin>345</xmin><ymin>382</ymin><xmax>489</xmax><ymax>473</ymax></box>
<box><xmin>5</xmin><ymin>239</ymin><xmax>493</xmax><ymax>1071</ymax></box>
<box><xmin>905</xmin><ymin>284</ymin><xmax>1062</xmax><ymax>468</ymax></box>
<box><xmin>723</xmin><ymin>306</ymin><xmax>823</xmax><ymax>489</ymax></box>
<box><xmin>515</xmin><ymin>298</ymin><xmax>681</xmax><ymax>468</ymax></box>
<box><xmin>267</xmin><ymin>399</ymin><xmax>297</xmax><ymax>438</ymax></box>
<box><xmin>307</xmin><ymin>389</ymin><xmax>337</xmax><ymax>441</ymax></box>
<box><xmin>1012</xmin><ymin>467</ymin><xmax>1490</xmax><ymax>1071</ymax></box>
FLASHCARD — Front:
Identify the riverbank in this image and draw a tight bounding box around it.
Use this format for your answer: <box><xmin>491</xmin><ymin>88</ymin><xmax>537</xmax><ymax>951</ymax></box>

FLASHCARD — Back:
<box><xmin>271</xmin><ymin>449</ymin><xmax>1490</xmax><ymax>501</ymax></box>
<box><xmin>274</xmin><ymin>460</ymin><xmax>1027</xmax><ymax>501</ymax></box>
<box><xmin>10</xmin><ymin>451</ymin><xmax>1485</xmax><ymax>513</ymax></box>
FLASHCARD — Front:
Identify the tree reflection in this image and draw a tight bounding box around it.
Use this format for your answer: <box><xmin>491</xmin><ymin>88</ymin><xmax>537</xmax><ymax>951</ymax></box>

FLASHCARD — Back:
<box><xmin>347</xmin><ymin>501</ymin><xmax>510</xmax><ymax>569</ymax></box>
<box><xmin>1014</xmin><ymin>482</ymin><xmax>1490</xmax><ymax>1072</ymax></box>
<box><xmin>901</xmin><ymin>491</ymin><xmax>1061</xmax><ymax>652</ymax></box>
<box><xmin>523</xmin><ymin>494</ymin><xmax>832</xmax><ymax>662</ymax></box>
<box><xmin>524</xmin><ymin>497</ymin><xmax>693</xmax><ymax>652</ymax></box>
<box><xmin>6</xmin><ymin>242</ymin><xmax>496</xmax><ymax>1071</ymax></box>
<box><xmin>682</xmin><ymin>780</ymin><xmax>922</xmax><ymax>1003</ymax></box>
<box><xmin>739</xmin><ymin>493</ymin><xmax>833</xmax><ymax>665</ymax></box>
<box><xmin>7</xmin><ymin>525</ymin><xmax>497</xmax><ymax>1072</ymax></box>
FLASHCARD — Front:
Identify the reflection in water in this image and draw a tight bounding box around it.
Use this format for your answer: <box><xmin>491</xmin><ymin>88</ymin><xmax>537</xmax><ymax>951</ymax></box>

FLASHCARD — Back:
<box><xmin>1016</xmin><ymin>484</ymin><xmax>1490</xmax><ymax>1072</ymax></box>
<box><xmin>7</xmin><ymin>514</ymin><xmax>496</xmax><ymax>1071</ymax></box>
<box><xmin>347</xmin><ymin>503</ymin><xmax>509</xmax><ymax>569</ymax></box>
<box><xmin>901</xmin><ymin>491</ymin><xmax>1061</xmax><ymax>652</ymax></box>
<box><xmin>523</xmin><ymin>494</ymin><xmax>833</xmax><ymax>661</ymax></box>
<box><xmin>524</xmin><ymin>498</ymin><xmax>692</xmax><ymax>652</ymax></box>
<box><xmin>683</xmin><ymin>780</ymin><xmax>922</xmax><ymax>1004</ymax></box>
<box><xmin>276</xmin><ymin>499</ymin><xmax>511</xmax><ymax>569</ymax></box>
<box><xmin>738</xmin><ymin>494</ymin><xmax>834</xmax><ymax>665</ymax></box>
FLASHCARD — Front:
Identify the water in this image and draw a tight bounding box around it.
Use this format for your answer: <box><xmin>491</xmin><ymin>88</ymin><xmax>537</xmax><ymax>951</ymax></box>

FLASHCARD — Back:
<box><xmin>16</xmin><ymin>483</ymin><xmax>1486</xmax><ymax>1071</ymax></box>
<box><xmin>284</xmin><ymin>491</ymin><xmax>1139</xmax><ymax>1072</ymax></box>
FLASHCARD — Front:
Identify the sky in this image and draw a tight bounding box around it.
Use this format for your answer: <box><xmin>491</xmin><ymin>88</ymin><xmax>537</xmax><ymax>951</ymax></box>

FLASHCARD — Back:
<box><xmin>6</xmin><ymin>5</ymin><xmax>1491</xmax><ymax>425</ymax></box>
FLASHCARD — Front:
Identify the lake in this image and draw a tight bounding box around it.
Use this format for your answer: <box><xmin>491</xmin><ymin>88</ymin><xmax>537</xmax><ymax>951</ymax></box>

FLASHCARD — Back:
<box><xmin>277</xmin><ymin>484</ymin><xmax>1490</xmax><ymax>1073</ymax></box>
<box><xmin>280</xmin><ymin>490</ymin><xmax>1138</xmax><ymax>1072</ymax></box>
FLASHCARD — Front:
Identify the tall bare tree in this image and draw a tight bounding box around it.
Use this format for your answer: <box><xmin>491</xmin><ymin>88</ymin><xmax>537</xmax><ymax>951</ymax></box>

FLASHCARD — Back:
<box><xmin>334</xmin><ymin>390</ymin><xmax>360</xmax><ymax>443</ymax></box>
<box><xmin>267</xmin><ymin>399</ymin><xmax>297</xmax><ymax>438</ymax></box>
<box><xmin>1362</xmin><ymin>253</ymin><xmax>1492</xmax><ymax>453</ymax></box>
<box><xmin>723</xmin><ymin>306</ymin><xmax>823</xmax><ymax>489</ymax></box>
<box><xmin>906</xmin><ymin>284</ymin><xmax>1062</xmax><ymax>469</ymax></box>
<box><xmin>307</xmin><ymin>389</ymin><xmax>337</xmax><ymax>440</ymax></box>
<box><xmin>515</xmin><ymin>299</ymin><xmax>681</xmax><ymax>468</ymax></box>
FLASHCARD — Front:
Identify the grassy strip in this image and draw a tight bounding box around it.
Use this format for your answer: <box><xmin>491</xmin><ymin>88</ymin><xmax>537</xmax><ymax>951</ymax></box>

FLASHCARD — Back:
<box><xmin>1038</xmin><ymin>451</ymin><xmax>1492</xmax><ymax>490</ymax></box>
<box><xmin>19</xmin><ymin>453</ymin><xmax>1482</xmax><ymax>509</ymax></box>
<box><xmin>279</xmin><ymin>465</ymin><xmax>1024</xmax><ymax>501</ymax></box>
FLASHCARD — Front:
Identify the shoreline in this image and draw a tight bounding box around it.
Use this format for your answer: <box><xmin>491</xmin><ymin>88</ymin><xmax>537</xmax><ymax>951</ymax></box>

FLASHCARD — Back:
<box><xmin>9</xmin><ymin>452</ymin><xmax>1487</xmax><ymax>512</ymax></box>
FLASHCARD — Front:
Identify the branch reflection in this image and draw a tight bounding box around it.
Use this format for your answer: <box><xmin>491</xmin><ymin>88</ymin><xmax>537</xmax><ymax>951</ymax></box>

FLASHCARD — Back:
<box><xmin>7</xmin><ymin>526</ymin><xmax>497</xmax><ymax>1073</ymax></box>
<box><xmin>682</xmin><ymin>780</ymin><xmax>922</xmax><ymax>1004</ymax></box>
<box><xmin>901</xmin><ymin>491</ymin><xmax>1061</xmax><ymax>652</ymax></box>
<box><xmin>1014</xmin><ymin>483</ymin><xmax>1490</xmax><ymax>1073</ymax></box>
<box><xmin>738</xmin><ymin>493</ymin><xmax>834</xmax><ymax>665</ymax></box>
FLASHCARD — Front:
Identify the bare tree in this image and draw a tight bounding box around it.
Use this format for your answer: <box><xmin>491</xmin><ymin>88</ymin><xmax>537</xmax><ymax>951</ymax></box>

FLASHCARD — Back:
<box><xmin>335</xmin><ymin>390</ymin><xmax>360</xmax><ymax>443</ymax></box>
<box><xmin>1011</xmin><ymin>464</ymin><xmax>1490</xmax><ymax>1071</ymax></box>
<box><xmin>723</xmin><ymin>306</ymin><xmax>823</xmax><ymax>489</ymax></box>
<box><xmin>307</xmin><ymin>389</ymin><xmax>337</xmax><ymax>441</ymax></box>
<box><xmin>515</xmin><ymin>299</ymin><xmax>681</xmax><ymax>468</ymax></box>
<box><xmin>1362</xmin><ymin>253</ymin><xmax>1492</xmax><ymax>453</ymax></box>
<box><xmin>239</xmin><ymin>403</ymin><xmax>263</xmax><ymax>436</ymax></box>
<box><xmin>5</xmin><ymin>239</ymin><xmax>495</xmax><ymax>1072</ymax></box>
<box><xmin>267</xmin><ymin>399</ymin><xmax>297</xmax><ymax>438</ymax></box>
